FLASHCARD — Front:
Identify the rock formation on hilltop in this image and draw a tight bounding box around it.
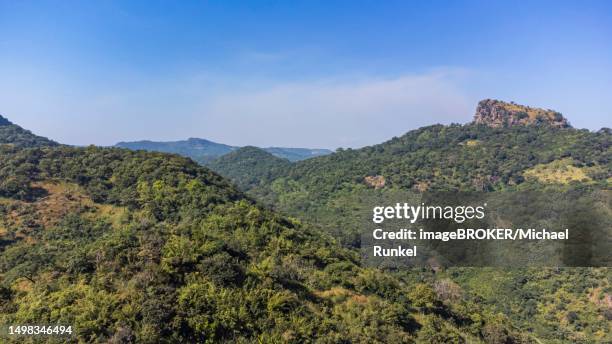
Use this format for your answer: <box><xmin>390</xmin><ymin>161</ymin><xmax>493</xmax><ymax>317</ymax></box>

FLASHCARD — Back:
<box><xmin>473</xmin><ymin>99</ymin><xmax>571</xmax><ymax>128</ymax></box>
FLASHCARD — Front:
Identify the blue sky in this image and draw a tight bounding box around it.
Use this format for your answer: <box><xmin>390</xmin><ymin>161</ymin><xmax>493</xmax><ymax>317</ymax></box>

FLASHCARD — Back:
<box><xmin>1</xmin><ymin>1</ymin><xmax>610</xmax><ymax>148</ymax></box>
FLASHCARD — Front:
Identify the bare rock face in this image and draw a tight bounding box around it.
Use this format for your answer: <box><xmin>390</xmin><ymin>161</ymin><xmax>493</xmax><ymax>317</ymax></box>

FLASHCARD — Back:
<box><xmin>473</xmin><ymin>99</ymin><xmax>570</xmax><ymax>128</ymax></box>
<box><xmin>364</xmin><ymin>175</ymin><xmax>385</xmax><ymax>189</ymax></box>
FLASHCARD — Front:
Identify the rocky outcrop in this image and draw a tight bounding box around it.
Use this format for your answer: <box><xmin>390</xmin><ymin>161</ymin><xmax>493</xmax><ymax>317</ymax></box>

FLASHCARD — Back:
<box><xmin>473</xmin><ymin>99</ymin><xmax>570</xmax><ymax>128</ymax></box>
<box><xmin>364</xmin><ymin>175</ymin><xmax>385</xmax><ymax>189</ymax></box>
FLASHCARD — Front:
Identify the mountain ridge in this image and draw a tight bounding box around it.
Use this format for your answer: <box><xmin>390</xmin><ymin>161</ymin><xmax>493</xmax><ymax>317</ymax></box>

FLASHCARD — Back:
<box><xmin>207</xmin><ymin>146</ymin><xmax>292</xmax><ymax>190</ymax></box>
<box><xmin>212</xmin><ymin>99</ymin><xmax>610</xmax><ymax>242</ymax></box>
<box><xmin>0</xmin><ymin>105</ymin><xmax>609</xmax><ymax>342</ymax></box>
<box><xmin>201</xmin><ymin>100</ymin><xmax>611</xmax><ymax>343</ymax></box>
<box><xmin>115</xmin><ymin>137</ymin><xmax>332</xmax><ymax>163</ymax></box>
<box><xmin>0</xmin><ymin>114</ymin><xmax>58</xmax><ymax>148</ymax></box>
<box><xmin>0</xmin><ymin>116</ymin><xmax>534</xmax><ymax>343</ymax></box>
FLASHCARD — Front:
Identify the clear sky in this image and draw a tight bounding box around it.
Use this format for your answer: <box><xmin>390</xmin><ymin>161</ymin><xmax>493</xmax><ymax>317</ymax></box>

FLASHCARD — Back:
<box><xmin>1</xmin><ymin>1</ymin><xmax>610</xmax><ymax>148</ymax></box>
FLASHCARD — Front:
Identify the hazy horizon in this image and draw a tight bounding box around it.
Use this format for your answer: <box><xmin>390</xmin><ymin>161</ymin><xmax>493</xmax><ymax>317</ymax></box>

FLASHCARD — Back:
<box><xmin>1</xmin><ymin>1</ymin><xmax>610</xmax><ymax>148</ymax></box>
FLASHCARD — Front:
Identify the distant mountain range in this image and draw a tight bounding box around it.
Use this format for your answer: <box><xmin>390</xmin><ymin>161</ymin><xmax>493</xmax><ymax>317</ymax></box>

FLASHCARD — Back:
<box><xmin>0</xmin><ymin>100</ymin><xmax>610</xmax><ymax>343</ymax></box>
<box><xmin>115</xmin><ymin>137</ymin><xmax>331</xmax><ymax>164</ymax></box>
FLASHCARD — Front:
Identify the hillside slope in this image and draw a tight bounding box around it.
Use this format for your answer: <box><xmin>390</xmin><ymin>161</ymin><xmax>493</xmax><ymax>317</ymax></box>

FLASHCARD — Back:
<box><xmin>208</xmin><ymin>146</ymin><xmax>292</xmax><ymax>190</ymax></box>
<box><xmin>0</xmin><ymin>115</ymin><xmax>58</xmax><ymax>148</ymax></box>
<box><xmin>230</xmin><ymin>101</ymin><xmax>609</xmax><ymax>205</ymax></box>
<box><xmin>0</xmin><ymin>119</ymin><xmax>531</xmax><ymax>342</ymax></box>
<box><xmin>206</xmin><ymin>100</ymin><xmax>612</xmax><ymax>343</ymax></box>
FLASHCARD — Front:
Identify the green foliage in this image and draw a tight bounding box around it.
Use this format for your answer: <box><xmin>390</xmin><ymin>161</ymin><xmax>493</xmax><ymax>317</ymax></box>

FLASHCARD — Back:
<box><xmin>446</xmin><ymin>267</ymin><xmax>612</xmax><ymax>342</ymax></box>
<box><xmin>0</xmin><ymin>116</ymin><xmax>609</xmax><ymax>342</ymax></box>
<box><xmin>0</xmin><ymin>116</ymin><xmax>58</xmax><ymax>148</ymax></box>
<box><xmin>210</xmin><ymin>124</ymin><xmax>610</xmax><ymax>248</ymax></box>
<box><xmin>0</xmin><ymin>145</ymin><xmax>519</xmax><ymax>343</ymax></box>
<box><xmin>207</xmin><ymin>123</ymin><xmax>611</xmax><ymax>343</ymax></box>
<box><xmin>255</xmin><ymin>124</ymin><xmax>608</xmax><ymax>198</ymax></box>
<box><xmin>208</xmin><ymin>146</ymin><xmax>291</xmax><ymax>190</ymax></box>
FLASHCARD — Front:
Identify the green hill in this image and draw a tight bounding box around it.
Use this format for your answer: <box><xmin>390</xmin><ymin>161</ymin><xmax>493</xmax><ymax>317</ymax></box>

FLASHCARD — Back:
<box><xmin>0</xmin><ymin>115</ymin><xmax>58</xmax><ymax>148</ymax></box>
<box><xmin>220</xmin><ymin>122</ymin><xmax>610</xmax><ymax>256</ymax></box>
<box><xmin>116</xmin><ymin>138</ymin><xmax>236</xmax><ymax>164</ymax></box>
<box><xmin>225</xmin><ymin>104</ymin><xmax>609</xmax><ymax>221</ymax></box>
<box><xmin>0</xmin><ymin>118</ymin><xmax>534</xmax><ymax>343</ymax></box>
<box><xmin>204</xmin><ymin>100</ymin><xmax>612</xmax><ymax>343</ymax></box>
<box><xmin>207</xmin><ymin>146</ymin><xmax>292</xmax><ymax>190</ymax></box>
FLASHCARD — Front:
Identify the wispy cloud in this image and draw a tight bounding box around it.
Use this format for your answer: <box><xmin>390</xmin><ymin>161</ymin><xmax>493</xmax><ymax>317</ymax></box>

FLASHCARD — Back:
<box><xmin>197</xmin><ymin>69</ymin><xmax>473</xmax><ymax>148</ymax></box>
<box><xmin>0</xmin><ymin>64</ymin><xmax>474</xmax><ymax>148</ymax></box>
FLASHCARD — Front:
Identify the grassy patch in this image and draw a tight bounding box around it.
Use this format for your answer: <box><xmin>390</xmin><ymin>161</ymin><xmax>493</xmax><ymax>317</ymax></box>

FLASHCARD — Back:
<box><xmin>523</xmin><ymin>158</ymin><xmax>593</xmax><ymax>184</ymax></box>
<box><xmin>463</xmin><ymin>139</ymin><xmax>481</xmax><ymax>147</ymax></box>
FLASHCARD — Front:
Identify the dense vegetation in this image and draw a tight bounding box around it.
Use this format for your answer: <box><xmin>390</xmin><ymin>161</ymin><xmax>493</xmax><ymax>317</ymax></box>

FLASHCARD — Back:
<box><xmin>241</xmin><ymin>124</ymin><xmax>609</xmax><ymax>200</ymax></box>
<box><xmin>0</xmin><ymin>115</ymin><xmax>58</xmax><ymax>148</ymax></box>
<box><xmin>0</xmin><ymin>107</ymin><xmax>610</xmax><ymax>343</ymax></box>
<box><xmin>116</xmin><ymin>137</ymin><xmax>331</xmax><ymax>164</ymax></box>
<box><xmin>0</xmin><ymin>143</ymin><xmax>534</xmax><ymax>343</ymax></box>
<box><xmin>207</xmin><ymin>122</ymin><xmax>612</xmax><ymax>343</ymax></box>
<box><xmin>208</xmin><ymin>146</ymin><xmax>292</xmax><ymax>190</ymax></box>
<box><xmin>214</xmin><ymin>124</ymin><xmax>609</xmax><ymax>243</ymax></box>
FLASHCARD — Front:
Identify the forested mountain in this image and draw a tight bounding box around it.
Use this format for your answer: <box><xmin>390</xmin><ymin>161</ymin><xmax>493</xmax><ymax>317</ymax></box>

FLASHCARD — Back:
<box><xmin>221</xmin><ymin>100</ymin><xmax>610</xmax><ymax>207</ymax></box>
<box><xmin>208</xmin><ymin>146</ymin><xmax>292</xmax><ymax>190</ymax></box>
<box><xmin>0</xmin><ymin>104</ymin><xmax>610</xmax><ymax>342</ymax></box>
<box><xmin>116</xmin><ymin>138</ymin><xmax>235</xmax><ymax>164</ymax></box>
<box><xmin>0</xmin><ymin>115</ymin><xmax>58</xmax><ymax>148</ymax></box>
<box><xmin>115</xmin><ymin>137</ymin><xmax>331</xmax><ymax>164</ymax></box>
<box><xmin>205</xmin><ymin>100</ymin><xmax>612</xmax><ymax>343</ymax></box>
<box><xmin>0</xmin><ymin>118</ymin><xmax>537</xmax><ymax>343</ymax></box>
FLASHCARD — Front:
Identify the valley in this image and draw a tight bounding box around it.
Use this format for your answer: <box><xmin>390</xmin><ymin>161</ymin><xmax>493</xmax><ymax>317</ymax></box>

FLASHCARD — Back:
<box><xmin>0</xmin><ymin>99</ymin><xmax>610</xmax><ymax>343</ymax></box>
<box><xmin>3</xmin><ymin>2</ymin><xmax>610</xmax><ymax>342</ymax></box>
